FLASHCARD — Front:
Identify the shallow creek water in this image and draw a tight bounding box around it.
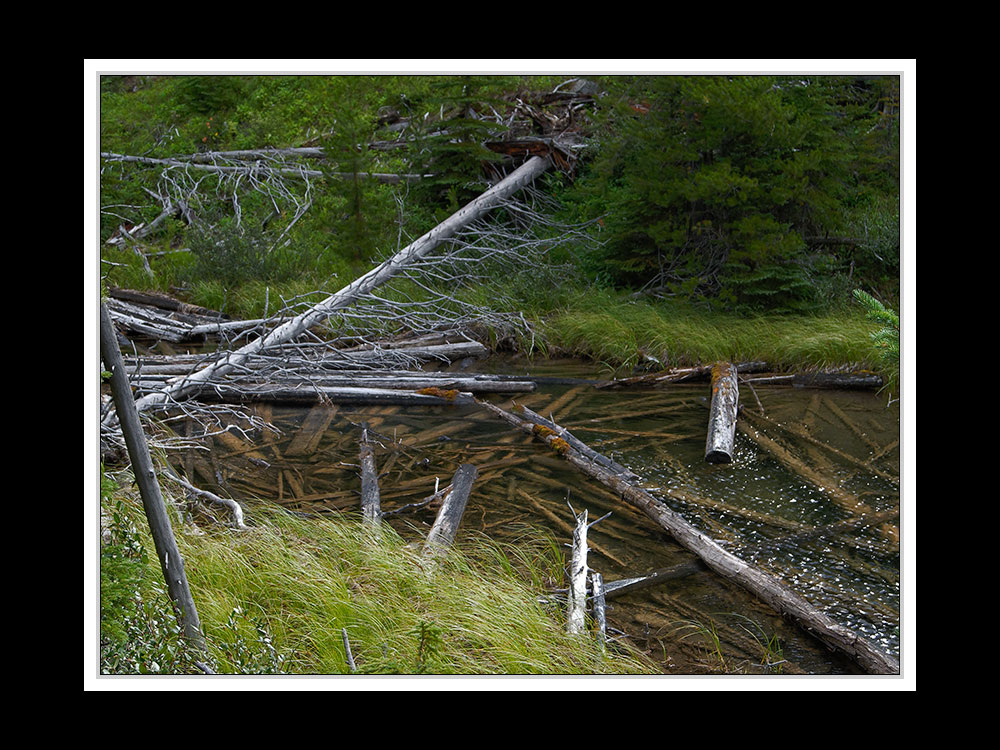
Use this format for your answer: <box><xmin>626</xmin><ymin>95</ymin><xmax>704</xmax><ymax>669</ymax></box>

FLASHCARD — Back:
<box><xmin>169</xmin><ymin>358</ymin><xmax>901</xmax><ymax>675</ymax></box>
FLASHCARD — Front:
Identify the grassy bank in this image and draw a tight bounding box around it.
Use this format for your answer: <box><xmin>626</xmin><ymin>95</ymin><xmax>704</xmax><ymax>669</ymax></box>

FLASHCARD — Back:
<box><xmin>99</xmin><ymin>466</ymin><xmax>656</xmax><ymax>676</ymax></box>
<box><xmin>531</xmin><ymin>288</ymin><xmax>882</xmax><ymax>375</ymax></box>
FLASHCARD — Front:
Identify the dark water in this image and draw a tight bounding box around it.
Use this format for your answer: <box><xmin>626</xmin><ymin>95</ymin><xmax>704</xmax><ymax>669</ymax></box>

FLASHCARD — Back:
<box><xmin>169</xmin><ymin>360</ymin><xmax>901</xmax><ymax>675</ymax></box>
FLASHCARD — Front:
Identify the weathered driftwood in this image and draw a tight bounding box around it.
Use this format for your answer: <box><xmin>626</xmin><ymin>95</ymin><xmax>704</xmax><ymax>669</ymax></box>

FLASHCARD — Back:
<box><xmin>101</xmin><ymin>151</ymin><xmax>427</xmax><ymax>183</ymax></box>
<box><xmin>424</xmin><ymin>464</ymin><xmax>478</xmax><ymax>554</ymax></box>
<box><xmin>475</xmin><ymin>397</ymin><xmax>899</xmax><ymax>675</ymax></box>
<box><xmin>342</xmin><ymin>628</ymin><xmax>358</xmax><ymax>673</ymax></box>
<box><xmin>99</xmin><ymin>302</ymin><xmax>206</xmax><ymax>651</ymax></box>
<box><xmin>123</xmin><ymin>155</ymin><xmax>551</xmax><ymax>421</ymax></box>
<box><xmin>705</xmin><ymin>362</ymin><xmax>739</xmax><ymax>464</ymax></box>
<box><xmin>109</xmin><ymin>287</ymin><xmax>229</xmax><ymax>319</ymax></box>
<box><xmin>359</xmin><ymin>423</ymin><xmax>381</xmax><ymax>525</ymax></box>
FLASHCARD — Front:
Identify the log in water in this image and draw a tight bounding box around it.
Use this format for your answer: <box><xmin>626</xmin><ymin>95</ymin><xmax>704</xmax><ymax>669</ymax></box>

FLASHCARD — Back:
<box><xmin>705</xmin><ymin>362</ymin><xmax>739</xmax><ymax>464</ymax></box>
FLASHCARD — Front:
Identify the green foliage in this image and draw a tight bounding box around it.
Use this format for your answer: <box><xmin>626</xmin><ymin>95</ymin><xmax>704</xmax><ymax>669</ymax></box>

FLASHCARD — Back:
<box><xmin>99</xmin><ymin>468</ymin><xmax>203</xmax><ymax>674</ymax></box>
<box><xmin>571</xmin><ymin>75</ymin><xmax>899</xmax><ymax>312</ymax></box>
<box><xmin>175</xmin><ymin>75</ymin><xmax>246</xmax><ymax>116</ymax></box>
<box><xmin>407</xmin><ymin>76</ymin><xmax>510</xmax><ymax>215</ymax></box>
<box><xmin>853</xmin><ymin>288</ymin><xmax>900</xmax><ymax>394</ymax></box>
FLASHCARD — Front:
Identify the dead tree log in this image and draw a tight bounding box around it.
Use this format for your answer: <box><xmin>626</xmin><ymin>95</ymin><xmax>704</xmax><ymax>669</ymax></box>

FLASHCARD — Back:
<box><xmin>705</xmin><ymin>362</ymin><xmax>739</xmax><ymax>464</ymax></box>
<box><xmin>359</xmin><ymin>423</ymin><xmax>381</xmax><ymax>525</ymax></box>
<box><xmin>510</xmin><ymin>403</ymin><xmax>639</xmax><ymax>481</ymax></box>
<box><xmin>567</xmin><ymin>506</ymin><xmax>590</xmax><ymax>635</ymax></box>
<box><xmin>424</xmin><ymin>464</ymin><xmax>478</xmax><ymax>554</ymax></box>
<box><xmin>119</xmin><ymin>155</ymin><xmax>551</xmax><ymax>423</ymax></box>
<box><xmin>474</xmin><ymin>397</ymin><xmax>899</xmax><ymax>675</ymax></box>
<box><xmin>99</xmin><ymin>302</ymin><xmax>206</xmax><ymax>651</ymax></box>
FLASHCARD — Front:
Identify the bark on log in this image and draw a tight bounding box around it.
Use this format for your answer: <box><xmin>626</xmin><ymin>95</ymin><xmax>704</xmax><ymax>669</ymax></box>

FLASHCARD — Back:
<box><xmin>474</xmin><ymin>397</ymin><xmax>899</xmax><ymax>675</ymax></box>
<box><xmin>705</xmin><ymin>362</ymin><xmax>739</xmax><ymax>464</ymax></box>
<box><xmin>99</xmin><ymin>302</ymin><xmax>206</xmax><ymax>650</ymax></box>
<box><xmin>424</xmin><ymin>464</ymin><xmax>478</xmax><ymax>553</ymax></box>
<box><xmin>123</xmin><ymin>156</ymin><xmax>551</xmax><ymax>421</ymax></box>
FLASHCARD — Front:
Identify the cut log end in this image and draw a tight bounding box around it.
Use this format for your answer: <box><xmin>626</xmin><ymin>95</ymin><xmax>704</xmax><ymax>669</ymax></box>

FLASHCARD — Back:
<box><xmin>704</xmin><ymin>449</ymin><xmax>734</xmax><ymax>465</ymax></box>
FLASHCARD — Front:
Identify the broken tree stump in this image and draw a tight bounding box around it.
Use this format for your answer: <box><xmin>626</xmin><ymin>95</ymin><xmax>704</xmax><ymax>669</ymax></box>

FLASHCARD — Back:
<box><xmin>705</xmin><ymin>362</ymin><xmax>739</xmax><ymax>464</ymax></box>
<box><xmin>424</xmin><ymin>464</ymin><xmax>478</xmax><ymax>554</ymax></box>
<box><xmin>359</xmin><ymin>422</ymin><xmax>381</xmax><ymax>525</ymax></box>
<box><xmin>567</xmin><ymin>507</ymin><xmax>590</xmax><ymax>635</ymax></box>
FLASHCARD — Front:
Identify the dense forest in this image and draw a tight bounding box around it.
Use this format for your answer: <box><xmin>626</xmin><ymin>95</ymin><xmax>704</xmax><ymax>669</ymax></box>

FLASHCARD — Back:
<box><xmin>92</xmin><ymin>69</ymin><xmax>909</xmax><ymax>682</ymax></box>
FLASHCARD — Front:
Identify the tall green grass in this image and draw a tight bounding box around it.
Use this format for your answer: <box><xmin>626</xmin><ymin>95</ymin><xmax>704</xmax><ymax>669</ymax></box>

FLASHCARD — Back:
<box><xmin>99</xmin><ymin>467</ymin><xmax>655</xmax><ymax>675</ymax></box>
<box><xmin>519</xmin><ymin>286</ymin><xmax>881</xmax><ymax>375</ymax></box>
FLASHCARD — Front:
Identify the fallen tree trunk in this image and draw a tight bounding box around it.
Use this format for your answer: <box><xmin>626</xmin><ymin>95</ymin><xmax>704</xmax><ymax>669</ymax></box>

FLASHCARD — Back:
<box><xmin>705</xmin><ymin>362</ymin><xmax>739</xmax><ymax>464</ymax></box>
<box><xmin>181</xmin><ymin>383</ymin><xmax>477</xmax><ymax>406</ymax></box>
<box><xmin>474</xmin><ymin>397</ymin><xmax>899</xmax><ymax>675</ymax></box>
<box><xmin>119</xmin><ymin>155</ymin><xmax>551</xmax><ymax>422</ymax></box>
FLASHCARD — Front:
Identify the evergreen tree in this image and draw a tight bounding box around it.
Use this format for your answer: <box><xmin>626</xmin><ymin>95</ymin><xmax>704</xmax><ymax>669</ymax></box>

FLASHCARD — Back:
<box><xmin>407</xmin><ymin>76</ymin><xmax>508</xmax><ymax>216</ymax></box>
<box><xmin>575</xmin><ymin>75</ymin><xmax>897</xmax><ymax>312</ymax></box>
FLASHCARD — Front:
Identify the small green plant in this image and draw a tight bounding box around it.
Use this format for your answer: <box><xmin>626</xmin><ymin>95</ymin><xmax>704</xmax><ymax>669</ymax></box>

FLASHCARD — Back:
<box><xmin>99</xmin><ymin>468</ymin><xmax>203</xmax><ymax>674</ymax></box>
<box><xmin>853</xmin><ymin>288</ymin><xmax>900</xmax><ymax>397</ymax></box>
<box><xmin>732</xmin><ymin>614</ymin><xmax>786</xmax><ymax>674</ymax></box>
<box><xmin>674</xmin><ymin>618</ymin><xmax>728</xmax><ymax>672</ymax></box>
<box><xmin>410</xmin><ymin>619</ymin><xmax>446</xmax><ymax>674</ymax></box>
<box><xmin>215</xmin><ymin>607</ymin><xmax>288</xmax><ymax>675</ymax></box>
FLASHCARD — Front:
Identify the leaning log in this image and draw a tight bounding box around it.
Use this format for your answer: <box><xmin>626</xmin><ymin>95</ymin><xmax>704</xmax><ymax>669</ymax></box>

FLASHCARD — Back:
<box><xmin>120</xmin><ymin>155</ymin><xmax>552</xmax><ymax>421</ymax></box>
<box><xmin>475</xmin><ymin>397</ymin><xmax>899</xmax><ymax>675</ymax></box>
<box><xmin>424</xmin><ymin>464</ymin><xmax>478</xmax><ymax>554</ymax></box>
<box><xmin>705</xmin><ymin>362</ymin><xmax>739</xmax><ymax>464</ymax></box>
<box><xmin>99</xmin><ymin>302</ymin><xmax>206</xmax><ymax>651</ymax></box>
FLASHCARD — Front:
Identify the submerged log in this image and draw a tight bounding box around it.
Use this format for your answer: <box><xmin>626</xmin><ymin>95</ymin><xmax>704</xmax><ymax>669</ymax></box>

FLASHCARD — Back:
<box><xmin>705</xmin><ymin>362</ymin><xmax>739</xmax><ymax>464</ymax></box>
<box><xmin>602</xmin><ymin>560</ymin><xmax>707</xmax><ymax>598</ymax></box>
<box><xmin>475</xmin><ymin>397</ymin><xmax>899</xmax><ymax>675</ymax></box>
